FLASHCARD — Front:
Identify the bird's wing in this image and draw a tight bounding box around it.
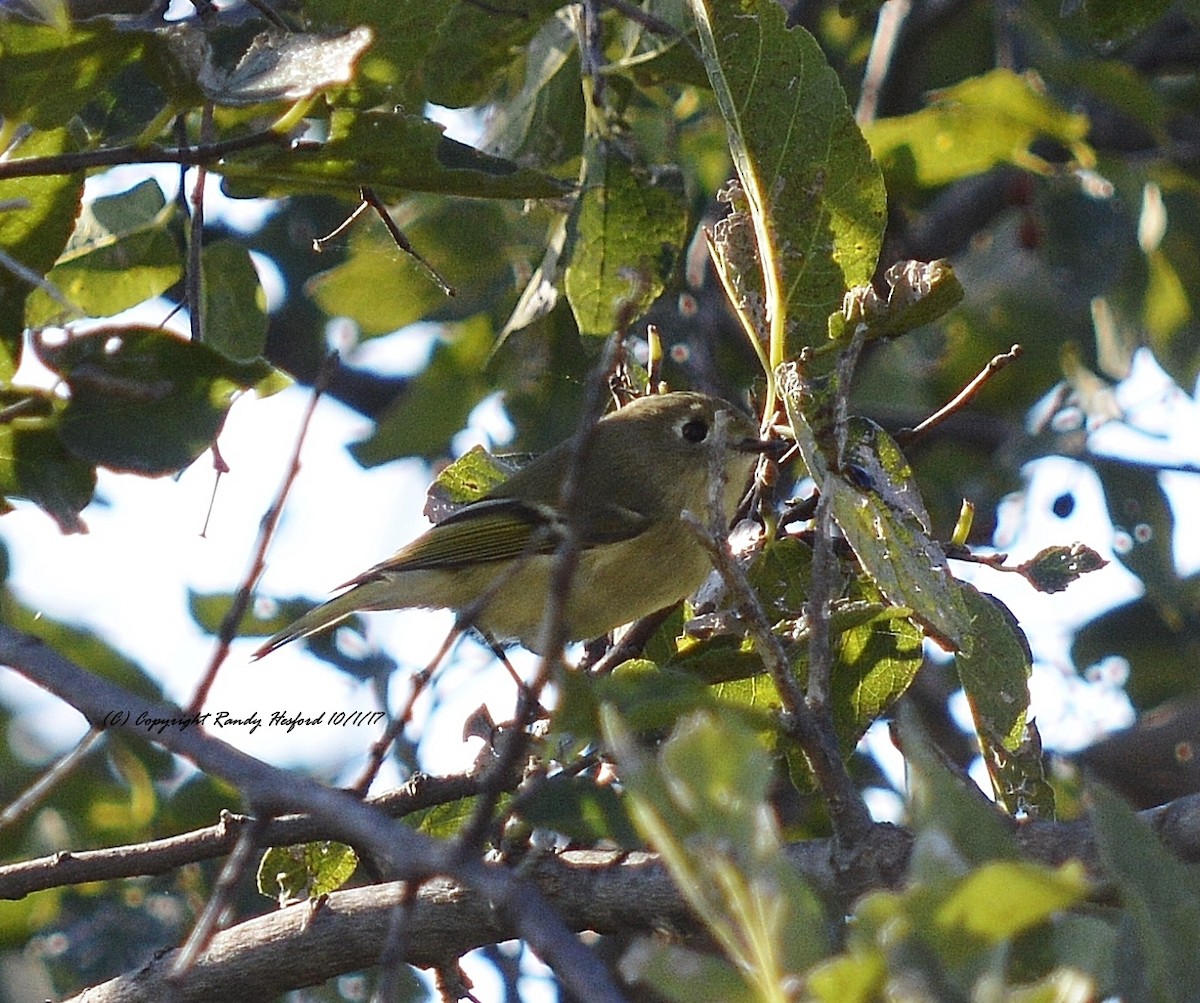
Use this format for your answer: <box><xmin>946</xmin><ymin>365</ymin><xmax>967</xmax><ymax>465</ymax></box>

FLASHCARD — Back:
<box><xmin>341</xmin><ymin>496</ymin><xmax>652</xmax><ymax>587</ymax></box>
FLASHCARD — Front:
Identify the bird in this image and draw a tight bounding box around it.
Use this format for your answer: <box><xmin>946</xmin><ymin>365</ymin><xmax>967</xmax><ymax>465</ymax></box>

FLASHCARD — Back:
<box><xmin>252</xmin><ymin>391</ymin><xmax>768</xmax><ymax>658</ymax></box>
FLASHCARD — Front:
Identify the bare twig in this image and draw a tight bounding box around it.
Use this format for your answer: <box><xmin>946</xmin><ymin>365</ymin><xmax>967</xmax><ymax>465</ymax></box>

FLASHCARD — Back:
<box><xmin>360</xmin><ymin>187</ymin><xmax>456</xmax><ymax>297</ymax></box>
<box><xmin>0</xmin><ymin>727</ymin><xmax>107</xmax><ymax>835</ymax></box>
<box><xmin>1</xmin><ymin>625</ymin><xmax>628</xmax><ymax>1003</ymax></box>
<box><xmin>171</xmin><ymin>817</ymin><xmax>264</xmax><ymax>977</ymax></box>
<box><xmin>350</xmin><ymin>628</ymin><xmax>460</xmax><ymax>795</ymax></box>
<box><xmin>897</xmin><ymin>344</ymin><xmax>1023</xmax><ymax>446</ymax></box>
<box><xmin>0</xmin><ymin>129</ymin><xmax>291</xmax><ymax>180</ymax></box>
<box><xmin>187</xmin><ymin>353</ymin><xmax>337</xmax><ymax>714</ymax></box>
<box><xmin>186</xmin><ymin>106</ymin><xmax>215</xmax><ymax>345</ymax></box>
<box><xmin>856</xmin><ymin>0</ymin><xmax>913</xmax><ymax>125</ymax></box>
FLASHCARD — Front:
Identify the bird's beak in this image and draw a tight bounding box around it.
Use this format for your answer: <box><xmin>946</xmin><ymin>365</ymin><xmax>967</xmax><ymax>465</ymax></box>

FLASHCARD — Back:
<box><xmin>735</xmin><ymin>437</ymin><xmax>791</xmax><ymax>457</ymax></box>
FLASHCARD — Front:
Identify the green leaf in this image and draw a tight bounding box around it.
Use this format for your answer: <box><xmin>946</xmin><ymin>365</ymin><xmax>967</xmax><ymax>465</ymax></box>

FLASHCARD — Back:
<box><xmin>564</xmin><ymin>140</ymin><xmax>689</xmax><ymax>337</ymax></box>
<box><xmin>407</xmin><ymin>797</ymin><xmax>481</xmax><ymax>839</ymax></box>
<box><xmin>303</xmin><ymin>0</ymin><xmax>459</xmax><ymax>108</ymax></box>
<box><xmin>0</xmin><ymin>127</ymin><xmax>84</xmax><ymax>368</ymax></box>
<box><xmin>37</xmin><ymin>325</ymin><xmax>272</xmax><ymax>475</ymax></box>
<box><xmin>828</xmin><ymin>603</ymin><xmax>924</xmax><ymax>753</ymax></box>
<box><xmin>954</xmin><ymin>584</ymin><xmax>1053</xmax><ymax>818</ymax></box>
<box><xmin>0</xmin><ymin>412</ymin><xmax>95</xmax><ymax>533</ymax></box>
<box><xmin>306</xmin><ymin>198</ymin><xmax>513</xmax><ymax>337</ymax></box>
<box><xmin>517</xmin><ymin>773</ymin><xmax>641</xmax><ymax>848</ymax></box>
<box><xmin>257</xmin><ymin>841</ymin><xmax>358</xmax><ymax>907</ymax></box>
<box><xmin>779</xmin><ymin>363</ymin><xmax>974</xmax><ymax>650</ymax></box>
<box><xmin>424</xmin><ymin>445</ymin><xmax>521</xmax><ymax>522</ymax></box>
<box><xmin>350</xmin><ymin>315</ymin><xmax>493</xmax><ymax>465</ymax></box>
<box><xmin>603</xmin><ymin>707</ymin><xmax>828</xmax><ymax>998</ymax></box>
<box><xmin>1089</xmin><ymin>782</ymin><xmax>1200</xmax><ymax>1002</ymax></box>
<box><xmin>221</xmin><ymin>109</ymin><xmax>568</xmax><ymax>201</ymax></box>
<box><xmin>201</xmin><ymin>240</ymin><xmax>268</xmax><ymax>361</ymax></box>
<box><xmin>0</xmin><ymin>17</ymin><xmax>143</xmax><ymax>129</ymax></box>
<box><xmin>480</xmin><ymin>10</ymin><xmax>584</xmax><ymax>167</ymax></box>
<box><xmin>690</xmin><ymin>0</ymin><xmax>887</xmax><ymax>359</ymax></box>
<box><xmin>25</xmin><ymin>179</ymin><xmax>180</xmax><ymax>328</ymax></box>
<box><xmin>863</xmin><ymin>69</ymin><xmax>1093</xmax><ymax>189</ymax></box>
<box><xmin>423</xmin><ymin>0</ymin><xmax>566</xmax><ymax>109</ymax></box>
<box><xmin>933</xmin><ymin>860</ymin><xmax>1088</xmax><ymax>943</ymax></box>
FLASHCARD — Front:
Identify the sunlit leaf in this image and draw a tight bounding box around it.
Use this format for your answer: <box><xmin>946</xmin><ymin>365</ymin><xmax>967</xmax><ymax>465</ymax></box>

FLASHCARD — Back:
<box><xmin>424</xmin><ymin>445</ymin><xmax>521</xmax><ymax>522</ymax></box>
<box><xmin>564</xmin><ymin>140</ymin><xmax>689</xmax><ymax>337</ymax></box>
<box><xmin>934</xmin><ymin>860</ymin><xmax>1088</xmax><ymax>942</ymax></box>
<box><xmin>257</xmin><ymin>841</ymin><xmax>359</xmax><ymax>907</ymax></box>
<box><xmin>25</xmin><ymin>178</ymin><xmax>180</xmax><ymax>328</ymax></box>
<box><xmin>306</xmin><ymin>199</ymin><xmax>512</xmax><ymax>337</ymax></box>
<box><xmin>690</xmin><ymin>0</ymin><xmax>887</xmax><ymax>358</ymax></box>
<box><xmin>0</xmin><ymin>17</ymin><xmax>143</xmax><ymax>129</ymax></box>
<box><xmin>863</xmin><ymin>69</ymin><xmax>1093</xmax><ymax>189</ymax></box>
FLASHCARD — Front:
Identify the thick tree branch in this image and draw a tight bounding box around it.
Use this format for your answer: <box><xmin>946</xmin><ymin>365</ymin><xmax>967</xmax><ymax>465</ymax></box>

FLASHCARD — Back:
<box><xmin>58</xmin><ymin>791</ymin><xmax>1200</xmax><ymax>1001</ymax></box>
<box><xmin>0</xmin><ymin>625</ymin><xmax>625</xmax><ymax>1003</ymax></box>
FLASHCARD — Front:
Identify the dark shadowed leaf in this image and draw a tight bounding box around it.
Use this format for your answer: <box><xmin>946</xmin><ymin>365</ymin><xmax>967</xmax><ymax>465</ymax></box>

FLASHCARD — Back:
<box><xmin>201</xmin><ymin>239</ymin><xmax>268</xmax><ymax>361</ymax></box>
<box><xmin>36</xmin><ymin>326</ymin><xmax>272</xmax><ymax>474</ymax></box>
<box><xmin>221</xmin><ymin>109</ymin><xmax>568</xmax><ymax>201</ymax></box>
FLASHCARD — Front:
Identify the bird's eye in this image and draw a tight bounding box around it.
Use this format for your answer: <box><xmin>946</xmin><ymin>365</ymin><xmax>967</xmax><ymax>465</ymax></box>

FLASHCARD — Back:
<box><xmin>681</xmin><ymin>417</ymin><xmax>709</xmax><ymax>443</ymax></box>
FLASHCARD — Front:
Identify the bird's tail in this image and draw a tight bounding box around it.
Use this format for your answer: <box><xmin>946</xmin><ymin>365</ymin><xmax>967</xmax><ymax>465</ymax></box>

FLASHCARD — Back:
<box><xmin>250</xmin><ymin>588</ymin><xmax>374</xmax><ymax>660</ymax></box>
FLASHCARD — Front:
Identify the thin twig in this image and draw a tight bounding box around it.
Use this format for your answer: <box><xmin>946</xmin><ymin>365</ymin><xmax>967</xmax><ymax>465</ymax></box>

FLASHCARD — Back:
<box><xmin>187</xmin><ymin>353</ymin><xmax>337</xmax><ymax>714</ymax></box>
<box><xmin>0</xmin><ymin>727</ymin><xmax>107</xmax><ymax>835</ymax></box>
<box><xmin>897</xmin><ymin>344</ymin><xmax>1023</xmax><ymax>445</ymax></box>
<box><xmin>0</xmin><ymin>129</ymin><xmax>292</xmax><ymax>180</ymax></box>
<box><xmin>350</xmin><ymin>629</ymin><xmax>461</xmax><ymax>796</ymax></box>
<box><xmin>450</xmin><ymin>338</ymin><xmax>621</xmax><ymax>867</ymax></box>
<box><xmin>0</xmin><ymin>246</ymin><xmax>78</xmax><ymax>316</ymax></box>
<box><xmin>170</xmin><ymin>816</ymin><xmax>264</xmax><ymax>977</ymax></box>
<box><xmin>856</xmin><ymin>0</ymin><xmax>912</xmax><ymax>125</ymax></box>
<box><xmin>360</xmin><ymin>187</ymin><xmax>455</xmax><ymax>297</ymax></box>
<box><xmin>311</xmin><ymin>200</ymin><xmax>371</xmax><ymax>251</ymax></box>
<box><xmin>186</xmin><ymin>105</ymin><xmax>215</xmax><ymax>344</ymax></box>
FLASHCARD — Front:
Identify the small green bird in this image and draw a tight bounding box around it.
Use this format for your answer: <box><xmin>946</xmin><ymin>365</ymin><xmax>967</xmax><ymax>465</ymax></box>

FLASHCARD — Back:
<box><xmin>252</xmin><ymin>392</ymin><xmax>767</xmax><ymax>657</ymax></box>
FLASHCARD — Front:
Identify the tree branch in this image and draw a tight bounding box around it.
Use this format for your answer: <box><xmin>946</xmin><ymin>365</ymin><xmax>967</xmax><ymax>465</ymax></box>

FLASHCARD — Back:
<box><xmin>0</xmin><ymin>625</ymin><xmax>626</xmax><ymax>1003</ymax></box>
